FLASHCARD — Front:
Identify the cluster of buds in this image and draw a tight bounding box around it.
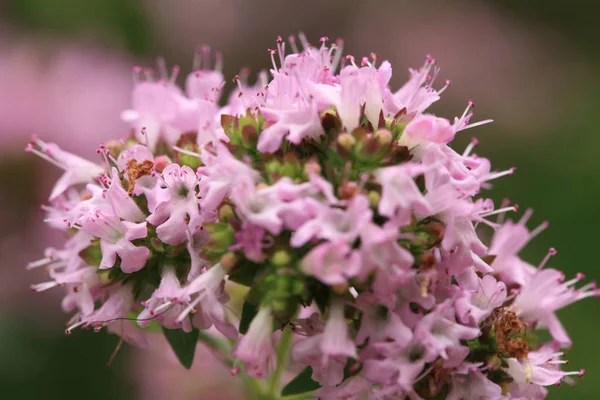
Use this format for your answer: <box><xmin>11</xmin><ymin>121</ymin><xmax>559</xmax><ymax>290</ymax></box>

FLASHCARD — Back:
<box><xmin>28</xmin><ymin>34</ymin><xmax>596</xmax><ymax>399</ymax></box>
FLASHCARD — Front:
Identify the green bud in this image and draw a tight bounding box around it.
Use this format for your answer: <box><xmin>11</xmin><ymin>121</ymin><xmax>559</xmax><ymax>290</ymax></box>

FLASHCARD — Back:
<box><xmin>265</xmin><ymin>159</ymin><xmax>281</xmax><ymax>175</ymax></box>
<box><xmin>203</xmin><ymin>223</ymin><xmax>235</xmax><ymax>260</ymax></box>
<box><xmin>374</xmin><ymin>129</ymin><xmax>393</xmax><ymax>146</ymax></box>
<box><xmin>367</xmin><ymin>191</ymin><xmax>381</xmax><ymax>208</ymax></box>
<box><xmin>271</xmin><ymin>250</ymin><xmax>291</xmax><ymax>266</ymax></box>
<box><xmin>337</xmin><ymin>133</ymin><xmax>356</xmax><ymax>152</ymax></box>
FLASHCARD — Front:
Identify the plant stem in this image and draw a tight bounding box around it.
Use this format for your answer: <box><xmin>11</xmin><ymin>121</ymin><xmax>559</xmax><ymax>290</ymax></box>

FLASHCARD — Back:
<box><xmin>267</xmin><ymin>326</ymin><xmax>295</xmax><ymax>397</ymax></box>
<box><xmin>198</xmin><ymin>330</ymin><xmax>231</xmax><ymax>354</ymax></box>
<box><xmin>281</xmin><ymin>391</ymin><xmax>315</xmax><ymax>400</ymax></box>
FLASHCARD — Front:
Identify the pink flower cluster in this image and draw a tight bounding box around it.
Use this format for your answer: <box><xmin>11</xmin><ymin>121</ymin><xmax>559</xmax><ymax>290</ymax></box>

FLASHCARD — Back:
<box><xmin>28</xmin><ymin>35</ymin><xmax>597</xmax><ymax>399</ymax></box>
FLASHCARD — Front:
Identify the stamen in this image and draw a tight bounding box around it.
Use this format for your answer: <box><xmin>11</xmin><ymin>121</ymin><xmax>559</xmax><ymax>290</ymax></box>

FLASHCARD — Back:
<box><xmin>276</xmin><ymin>36</ymin><xmax>285</xmax><ymax>65</ymax></box>
<box><xmin>143</xmin><ymin>67</ymin><xmax>155</xmax><ymax>82</ymax></box>
<box><xmin>215</xmin><ymin>51</ymin><xmax>223</xmax><ymax>72</ymax></box>
<box><xmin>346</xmin><ymin>55</ymin><xmax>357</xmax><ymax>68</ymax></box>
<box><xmin>25</xmin><ymin>144</ymin><xmax>65</xmax><ymax>170</ymax></box>
<box><xmin>30</xmin><ymin>281</ymin><xmax>59</xmax><ymax>292</ymax></box>
<box><xmin>529</xmin><ymin>220</ymin><xmax>549</xmax><ymax>240</ymax></box>
<box><xmin>193</xmin><ymin>45</ymin><xmax>203</xmax><ymax>71</ymax></box>
<box><xmin>169</xmin><ymin>65</ymin><xmax>180</xmax><ymax>85</ymax></box>
<box><xmin>298</xmin><ymin>32</ymin><xmax>310</xmax><ymax>50</ymax></box>
<box><xmin>438</xmin><ymin>79</ymin><xmax>452</xmax><ymax>95</ymax></box>
<box><xmin>537</xmin><ymin>248</ymin><xmax>557</xmax><ymax>270</ymax></box>
<box><xmin>459</xmin><ymin>118</ymin><xmax>494</xmax><ymax>131</ymax></box>
<box><xmin>65</xmin><ymin>319</ymin><xmax>86</xmax><ymax>335</ymax></box>
<box><xmin>156</xmin><ymin>57</ymin><xmax>168</xmax><ymax>81</ymax></box>
<box><xmin>268</xmin><ymin>49</ymin><xmax>278</xmax><ymax>72</ymax></box>
<box><xmin>288</xmin><ymin>35</ymin><xmax>299</xmax><ymax>54</ymax></box>
<box><xmin>479</xmin><ymin>205</ymin><xmax>518</xmax><ymax>218</ymax></box>
<box><xmin>331</xmin><ymin>39</ymin><xmax>344</xmax><ymax>71</ymax></box>
<box><xmin>26</xmin><ymin>257</ymin><xmax>53</xmax><ymax>270</ymax></box>
<box><xmin>482</xmin><ymin>167</ymin><xmax>516</xmax><ymax>182</ymax></box>
<box><xmin>152</xmin><ymin>300</ymin><xmax>173</xmax><ymax>315</ymax></box>
<box><xmin>519</xmin><ymin>208</ymin><xmax>534</xmax><ymax>225</ymax></box>
<box><xmin>462</xmin><ymin>137</ymin><xmax>479</xmax><ymax>157</ymax></box>
<box><xmin>176</xmin><ymin>294</ymin><xmax>203</xmax><ymax>323</ymax></box>
<box><xmin>132</xmin><ymin>65</ymin><xmax>142</xmax><ymax>84</ymax></box>
<box><xmin>202</xmin><ymin>45</ymin><xmax>211</xmax><ymax>70</ymax></box>
<box><xmin>173</xmin><ymin>146</ymin><xmax>202</xmax><ymax>159</ymax></box>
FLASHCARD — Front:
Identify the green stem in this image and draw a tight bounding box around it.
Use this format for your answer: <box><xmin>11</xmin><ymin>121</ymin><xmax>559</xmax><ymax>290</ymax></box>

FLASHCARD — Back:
<box><xmin>281</xmin><ymin>391</ymin><xmax>315</xmax><ymax>400</ymax></box>
<box><xmin>267</xmin><ymin>327</ymin><xmax>295</xmax><ymax>397</ymax></box>
<box><xmin>198</xmin><ymin>330</ymin><xmax>231</xmax><ymax>354</ymax></box>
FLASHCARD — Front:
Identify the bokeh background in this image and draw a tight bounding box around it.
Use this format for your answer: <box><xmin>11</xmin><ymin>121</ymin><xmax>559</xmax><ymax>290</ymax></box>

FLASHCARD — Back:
<box><xmin>1</xmin><ymin>0</ymin><xmax>598</xmax><ymax>398</ymax></box>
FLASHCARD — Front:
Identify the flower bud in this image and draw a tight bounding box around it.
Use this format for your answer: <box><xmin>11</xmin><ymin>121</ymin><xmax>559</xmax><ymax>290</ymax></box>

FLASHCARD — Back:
<box><xmin>221</xmin><ymin>252</ymin><xmax>239</xmax><ymax>271</ymax></box>
<box><xmin>367</xmin><ymin>190</ymin><xmax>380</xmax><ymax>208</ymax></box>
<box><xmin>153</xmin><ymin>155</ymin><xmax>172</xmax><ymax>173</ymax></box>
<box><xmin>374</xmin><ymin>129</ymin><xmax>393</xmax><ymax>146</ymax></box>
<box><xmin>303</xmin><ymin>159</ymin><xmax>321</xmax><ymax>176</ymax></box>
<box><xmin>104</xmin><ymin>140</ymin><xmax>125</xmax><ymax>158</ymax></box>
<box><xmin>337</xmin><ymin>133</ymin><xmax>356</xmax><ymax>152</ymax></box>
<box><xmin>271</xmin><ymin>250</ymin><xmax>291</xmax><ymax>266</ymax></box>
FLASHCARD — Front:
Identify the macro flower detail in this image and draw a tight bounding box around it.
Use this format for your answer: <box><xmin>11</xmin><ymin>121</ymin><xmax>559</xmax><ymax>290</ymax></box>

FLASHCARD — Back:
<box><xmin>27</xmin><ymin>34</ymin><xmax>597</xmax><ymax>400</ymax></box>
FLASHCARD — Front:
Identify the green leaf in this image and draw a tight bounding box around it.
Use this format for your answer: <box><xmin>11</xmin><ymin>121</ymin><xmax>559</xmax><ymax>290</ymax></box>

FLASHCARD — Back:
<box><xmin>228</xmin><ymin>260</ymin><xmax>263</xmax><ymax>286</ymax></box>
<box><xmin>162</xmin><ymin>326</ymin><xmax>199</xmax><ymax>369</ymax></box>
<box><xmin>281</xmin><ymin>366</ymin><xmax>321</xmax><ymax>396</ymax></box>
<box><xmin>239</xmin><ymin>301</ymin><xmax>259</xmax><ymax>334</ymax></box>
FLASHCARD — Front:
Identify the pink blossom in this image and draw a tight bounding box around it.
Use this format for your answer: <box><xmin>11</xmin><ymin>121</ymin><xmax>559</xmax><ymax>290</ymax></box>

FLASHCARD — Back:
<box><xmin>290</xmin><ymin>194</ymin><xmax>372</xmax><ymax>247</ymax></box>
<box><xmin>414</xmin><ymin>299</ymin><xmax>480</xmax><ymax>361</ymax></box>
<box><xmin>232</xmin><ymin>306</ymin><xmax>275</xmax><ymax>379</ymax></box>
<box><xmin>374</xmin><ymin>162</ymin><xmax>433</xmax><ymax>221</ymax></box>
<box><xmin>70</xmin><ymin>284</ymin><xmax>149</xmax><ymax>348</ymax></box>
<box><xmin>197</xmin><ymin>143</ymin><xmax>260</xmax><ymax>211</ymax></box>
<box><xmin>399</xmin><ymin>114</ymin><xmax>455</xmax><ymax>148</ymax></box>
<box><xmin>138</xmin><ymin>269</ymin><xmax>192</xmax><ymax>332</ymax></box>
<box><xmin>455</xmin><ymin>274</ymin><xmax>507</xmax><ymax>326</ymax></box>
<box><xmin>146</xmin><ymin>164</ymin><xmax>200</xmax><ymax>245</ymax></box>
<box><xmin>355</xmin><ymin>293</ymin><xmax>413</xmax><ymax>347</ymax></box>
<box><xmin>512</xmin><ymin>268</ymin><xmax>597</xmax><ymax>345</ymax></box>
<box><xmin>337</xmin><ymin>62</ymin><xmax>391</xmax><ymax>132</ymax></box>
<box><xmin>384</xmin><ymin>56</ymin><xmax>447</xmax><ymax>118</ymax></box>
<box><xmin>26</xmin><ymin>138</ymin><xmax>104</xmax><ymax>200</ymax></box>
<box><xmin>300</xmin><ymin>241</ymin><xmax>361</xmax><ymax>285</ymax></box>
<box><xmin>257</xmin><ymin>73</ymin><xmax>324</xmax><ymax>153</ymax></box>
<box><xmin>177</xmin><ymin>264</ymin><xmax>237</xmax><ymax>339</ymax></box>
<box><xmin>446</xmin><ymin>369</ymin><xmax>502</xmax><ymax>400</ymax></box>
<box><xmin>79</xmin><ymin>211</ymin><xmax>149</xmax><ymax>273</ymax></box>
<box><xmin>230</xmin><ymin>222</ymin><xmax>270</xmax><ymax>263</ymax></box>
<box><xmin>292</xmin><ymin>301</ymin><xmax>356</xmax><ymax>386</ymax></box>
<box><xmin>504</xmin><ymin>344</ymin><xmax>583</xmax><ymax>386</ymax></box>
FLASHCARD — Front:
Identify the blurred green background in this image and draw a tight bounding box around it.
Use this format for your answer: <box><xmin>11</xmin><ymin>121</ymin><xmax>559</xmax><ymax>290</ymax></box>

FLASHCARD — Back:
<box><xmin>0</xmin><ymin>0</ymin><xmax>598</xmax><ymax>398</ymax></box>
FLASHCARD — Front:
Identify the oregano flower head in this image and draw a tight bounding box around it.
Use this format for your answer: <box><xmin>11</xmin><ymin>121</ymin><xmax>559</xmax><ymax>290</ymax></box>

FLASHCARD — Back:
<box><xmin>27</xmin><ymin>34</ymin><xmax>597</xmax><ymax>399</ymax></box>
